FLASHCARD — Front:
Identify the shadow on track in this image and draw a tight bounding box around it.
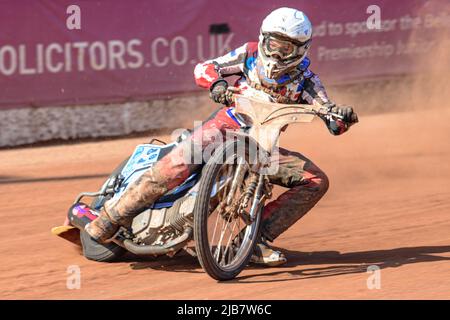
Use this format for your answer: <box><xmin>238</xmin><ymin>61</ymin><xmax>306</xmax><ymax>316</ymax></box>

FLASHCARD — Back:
<box><xmin>230</xmin><ymin>245</ymin><xmax>450</xmax><ymax>283</ymax></box>
<box><xmin>127</xmin><ymin>247</ymin><xmax>203</xmax><ymax>274</ymax></box>
<box><xmin>0</xmin><ymin>173</ymin><xmax>109</xmax><ymax>184</ymax></box>
<box><xmin>126</xmin><ymin>245</ymin><xmax>450</xmax><ymax>281</ymax></box>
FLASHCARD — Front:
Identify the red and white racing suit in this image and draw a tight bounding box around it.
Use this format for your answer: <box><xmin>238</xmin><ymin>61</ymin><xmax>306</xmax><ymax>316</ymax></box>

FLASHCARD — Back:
<box><xmin>89</xmin><ymin>42</ymin><xmax>351</xmax><ymax>242</ymax></box>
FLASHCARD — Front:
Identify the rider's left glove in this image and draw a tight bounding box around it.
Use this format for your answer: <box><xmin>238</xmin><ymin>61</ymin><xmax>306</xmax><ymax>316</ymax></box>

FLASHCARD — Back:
<box><xmin>328</xmin><ymin>103</ymin><xmax>358</xmax><ymax>125</ymax></box>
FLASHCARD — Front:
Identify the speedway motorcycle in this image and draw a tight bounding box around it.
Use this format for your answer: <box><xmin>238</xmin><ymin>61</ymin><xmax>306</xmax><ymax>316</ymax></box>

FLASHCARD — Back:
<box><xmin>52</xmin><ymin>91</ymin><xmax>342</xmax><ymax>280</ymax></box>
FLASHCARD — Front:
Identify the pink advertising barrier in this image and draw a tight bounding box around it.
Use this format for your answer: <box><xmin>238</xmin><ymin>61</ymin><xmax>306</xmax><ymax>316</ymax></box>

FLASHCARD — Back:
<box><xmin>0</xmin><ymin>0</ymin><xmax>447</xmax><ymax>109</ymax></box>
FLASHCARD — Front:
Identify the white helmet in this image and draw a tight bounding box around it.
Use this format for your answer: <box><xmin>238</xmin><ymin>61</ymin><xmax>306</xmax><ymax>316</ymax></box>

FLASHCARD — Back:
<box><xmin>258</xmin><ymin>7</ymin><xmax>313</xmax><ymax>79</ymax></box>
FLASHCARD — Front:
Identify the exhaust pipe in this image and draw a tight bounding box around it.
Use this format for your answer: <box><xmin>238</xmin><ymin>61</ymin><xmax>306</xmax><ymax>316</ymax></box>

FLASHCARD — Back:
<box><xmin>69</xmin><ymin>202</ymin><xmax>193</xmax><ymax>256</ymax></box>
<box><xmin>117</xmin><ymin>227</ymin><xmax>193</xmax><ymax>256</ymax></box>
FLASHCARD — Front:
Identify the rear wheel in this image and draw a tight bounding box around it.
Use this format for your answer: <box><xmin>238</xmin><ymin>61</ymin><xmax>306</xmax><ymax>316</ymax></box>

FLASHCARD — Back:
<box><xmin>194</xmin><ymin>140</ymin><xmax>263</xmax><ymax>280</ymax></box>
<box><xmin>80</xmin><ymin>158</ymin><xmax>129</xmax><ymax>262</ymax></box>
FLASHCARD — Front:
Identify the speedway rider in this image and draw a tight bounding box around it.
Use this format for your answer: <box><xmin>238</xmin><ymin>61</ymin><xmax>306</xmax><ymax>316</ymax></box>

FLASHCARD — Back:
<box><xmin>86</xmin><ymin>7</ymin><xmax>359</xmax><ymax>266</ymax></box>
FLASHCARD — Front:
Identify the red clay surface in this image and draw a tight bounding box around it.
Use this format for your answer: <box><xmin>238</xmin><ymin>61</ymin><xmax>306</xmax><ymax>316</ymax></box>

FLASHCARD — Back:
<box><xmin>1</xmin><ymin>107</ymin><xmax>449</xmax><ymax>299</ymax></box>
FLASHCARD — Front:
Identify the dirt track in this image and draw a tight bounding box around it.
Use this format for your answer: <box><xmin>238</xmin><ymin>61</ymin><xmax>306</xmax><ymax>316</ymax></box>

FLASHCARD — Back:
<box><xmin>1</xmin><ymin>107</ymin><xmax>449</xmax><ymax>299</ymax></box>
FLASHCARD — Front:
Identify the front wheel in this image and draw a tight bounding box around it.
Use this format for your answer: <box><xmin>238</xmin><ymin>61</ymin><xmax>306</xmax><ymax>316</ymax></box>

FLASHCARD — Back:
<box><xmin>194</xmin><ymin>139</ymin><xmax>263</xmax><ymax>281</ymax></box>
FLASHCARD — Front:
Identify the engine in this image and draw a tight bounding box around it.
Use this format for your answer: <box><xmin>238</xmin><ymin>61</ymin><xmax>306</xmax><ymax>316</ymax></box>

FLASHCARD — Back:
<box><xmin>130</xmin><ymin>194</ymin><xmax>196</xmax><ymax>246</ymax></box>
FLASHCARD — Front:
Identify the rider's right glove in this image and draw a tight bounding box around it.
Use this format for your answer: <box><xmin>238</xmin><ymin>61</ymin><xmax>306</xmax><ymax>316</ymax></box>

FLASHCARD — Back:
<box><xmin>210</xmin><ymin>79</ymin><xmax>232</xmax><ymax>106</ymax></box>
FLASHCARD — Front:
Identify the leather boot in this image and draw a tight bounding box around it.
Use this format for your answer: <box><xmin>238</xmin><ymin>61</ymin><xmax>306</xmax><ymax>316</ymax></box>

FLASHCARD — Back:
<box><xmin>85</xmin><ymin>208</ymin><xmax>119</xmax><ymax>243</ymax></box>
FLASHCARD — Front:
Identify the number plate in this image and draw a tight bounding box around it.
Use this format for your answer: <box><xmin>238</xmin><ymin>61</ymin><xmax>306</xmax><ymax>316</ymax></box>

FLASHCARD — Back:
<box><xmin>112</xmin><ymin>144</ymin><xmax>163</xmax><ymax>200</ymax></box>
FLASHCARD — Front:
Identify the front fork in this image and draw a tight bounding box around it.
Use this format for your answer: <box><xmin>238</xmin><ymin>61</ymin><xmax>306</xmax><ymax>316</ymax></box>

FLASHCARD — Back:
<box><xmin>224</xmin><ymin>152</ymin><xmax>273</xmax><ymax>224</ymax></box>
<box><xmin>249</xmin><ymin>174</ymin><xmax>272</xmax><ymax>220</ymax></box>
<box><xmin>226</xmin><ymin>156</ymin><xmax>247</xmax><ymax>206</ymax></box>
<box><xmin>236</xmin><ymin>172</ymin><xmax>272</xmax><ymax>226</ymax></box>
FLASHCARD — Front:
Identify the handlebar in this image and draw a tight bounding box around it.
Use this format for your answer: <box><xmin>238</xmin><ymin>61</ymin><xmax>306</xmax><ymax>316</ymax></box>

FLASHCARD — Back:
<box><xmin>227</xmin><ymin>87</ymin><xmax>345</xmax><ymax>121</ymax></box>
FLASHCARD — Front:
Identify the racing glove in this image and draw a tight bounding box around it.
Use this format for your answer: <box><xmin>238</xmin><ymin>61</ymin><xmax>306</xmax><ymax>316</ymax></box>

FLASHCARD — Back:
<box><xmin>327</xmin><ymin>103</ymin><xmax>358</xmax><ymax>125</ymax></box>
<box><xmin>322</xmin><ymin>102</ymin><xmax>358</xmax><ymax>135</ymax></box>
<box><xmin>209</xmin><ymin>79</ymin><xmax>232</xmax><ymax>106</ymax></box>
